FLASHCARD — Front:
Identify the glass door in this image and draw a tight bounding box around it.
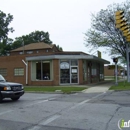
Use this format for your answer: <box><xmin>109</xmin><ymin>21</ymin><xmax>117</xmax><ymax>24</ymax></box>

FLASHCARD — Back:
<box><xmin>60</xmin><ymin>69</ymin><xmax>70</xmax><ymax>84</ymax></box>
<box><xmin>71</xmin><ymin>67</ymin><xmax>78</xmax><ymax>84</ymax></box>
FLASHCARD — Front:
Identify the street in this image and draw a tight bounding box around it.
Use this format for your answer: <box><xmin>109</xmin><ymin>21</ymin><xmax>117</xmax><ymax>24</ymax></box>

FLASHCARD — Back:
<box><xmin>0</xmin><ymin>91</ymin><xmax>130</xmax><ymax>130</ymax></box>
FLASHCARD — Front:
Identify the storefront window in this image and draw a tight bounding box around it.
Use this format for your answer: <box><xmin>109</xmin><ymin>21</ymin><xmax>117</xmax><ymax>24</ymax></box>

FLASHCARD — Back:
<box><xmin>71</xmin><ymin>60</ymin><xmax>78</xmax><ymax>66</ymax></box>
<box><xmin>60</xmin><ymin>60</ymin><xmax>70</xmax><ymax>83</ymax></box>
<box><xmin>91</xmin><ymin>63</ymin><xmax>97</xmax><ymax>76</ymax></box>
<box><xmin>31</xmin><ymin>60</ymin><xmax>52</xmax><ymax>81</ymax></box>
<box><xmin>42</xmin><ymin>61</ymin><xmax>50</xmax><ymax>80</ymax></box>
<box><xmin>83</xmin><ymin>60</ymin><xmax>87</xmax><ymax>81</ymax></box>
<box><xmin>100</xmin><ymin>63</ymin><xmax>104</xmax><ymax>79</ymax></box>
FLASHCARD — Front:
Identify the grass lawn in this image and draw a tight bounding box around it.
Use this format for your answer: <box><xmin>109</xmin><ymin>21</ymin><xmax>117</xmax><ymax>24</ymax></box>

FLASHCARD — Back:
<box><xmin>105</xmin><ymin>76</ymin><xmax>121</xmax><ymax>80</ymax></box>
<box><xmin>24</xmin><ymin>86</ymin><xmax>87</xmax><ymax>93</ymax></box>
<box><xmin>109</xmin><ymin>81</ymin><xmax>130</xmax><ymax>90</ymax></box>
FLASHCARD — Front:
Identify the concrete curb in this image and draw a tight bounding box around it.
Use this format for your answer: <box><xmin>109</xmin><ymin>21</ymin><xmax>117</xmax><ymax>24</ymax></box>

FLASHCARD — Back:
<box><xmin>25</xmin><ymin>91</ymin><xmax>82</xmax><ymax>94</ymax></box>
<box><xmin>25</xmin><ymin>91</ymin><xmax>64</xmax><ymax>94</ymax></box>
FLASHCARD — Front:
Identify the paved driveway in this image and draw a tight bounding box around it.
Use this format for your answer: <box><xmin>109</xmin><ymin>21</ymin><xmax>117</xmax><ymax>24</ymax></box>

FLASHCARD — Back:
<box><xmin>0</xmin><ymin>91</ymin><xmax>130</xmax><ymax>130</ymax></box>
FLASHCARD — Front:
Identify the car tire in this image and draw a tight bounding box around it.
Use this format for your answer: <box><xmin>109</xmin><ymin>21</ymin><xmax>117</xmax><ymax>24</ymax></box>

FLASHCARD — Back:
<box><xmin>0</xmin><ymin>94</ymin><xmax>3</xmax><ymax>103</ymax></box>
<box><xmin>11</xmin><ymin>97</ymin><xmax>20</xmax><ymax>101</ymax></box>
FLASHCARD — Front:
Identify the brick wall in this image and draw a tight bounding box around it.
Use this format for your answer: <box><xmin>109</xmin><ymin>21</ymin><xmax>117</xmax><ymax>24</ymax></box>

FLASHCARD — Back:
<box><xmin>104</xmin><ymin>66</ymin><xmax>115</xmax><ymax>76</ymax></box>
<box><xmin>0</xmin><ymin>54</ymin><xmax>106</xmax><ymax>86</ymax></box>
<box><xmin>0</xmin><ymin>55</ymin><xmax>26</xmax><ymax>84</ymax></box>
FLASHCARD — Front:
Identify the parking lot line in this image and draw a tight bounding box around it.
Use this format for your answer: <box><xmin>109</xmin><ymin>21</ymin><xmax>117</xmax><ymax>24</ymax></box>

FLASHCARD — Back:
<box><xmin>27</xmin><ymin>115</ymin><xmax>60</xmax><ymax>130</ymax></box>
<box><xmin>28</xmin><ymin>126</ymin><xmax>41</xmax><ymax>130</ymax></box>
<box><xmin>70</xmin><ymin>92</ymin><xmax>106</xmax><ymax>110</ymax></box>
<box><xmin>41</xmin><ymin>115</ymin><xmax>60</xmax><ymax>125</ymax></box>
<box><xmin>25</xmin><ymin>99</ymin><xmax>48</xmax><ymax>107</ymax></box>
<box><xmin>0</xmin><ymin>110</ymin><xmax>14</xmax><ymax>116</ymax></box>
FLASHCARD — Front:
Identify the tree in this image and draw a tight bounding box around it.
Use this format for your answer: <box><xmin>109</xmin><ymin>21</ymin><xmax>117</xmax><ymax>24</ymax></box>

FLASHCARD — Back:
<box><xmin>11</xmin><ymin>30</ymin><xmax>63</xmax><ymax>51</ymax></box>
<box><xmin>0</xmin><ymin>10</ymin><xmax>63</xmax><ymax>55</ymax></box>
<box><xmin>11</xmin><ymin>31</ymin><xmax>52</xmax><ymax>50</ymax></box>
<box><xmin>84</xmin><ymin>0</ymin><xmax>130</xmax><ymax>61</ymax></box>
<box><xmin>0</xmin><ymin>10</ymin><xmax>14</xmax><ymax>56</ymax></box>
<box><xmin>0</xmin><ymin>10</ymin><xmax>14</xmax><ymax>42</ymax></box>
<box><xmin>0</xmin><ymin>38</ymin><xmax>13</xmax><ymax>56</ymax></box>
<box><xmin>56</xmin><ymin>45</ymin><xmax>63</xmax><ymax>51</ymax></box>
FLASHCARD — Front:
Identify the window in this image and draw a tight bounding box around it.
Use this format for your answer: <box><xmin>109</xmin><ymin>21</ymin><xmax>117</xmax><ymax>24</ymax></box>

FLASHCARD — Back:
<box><xmin>27</xmin><ymin>51</ymin><xmax>33</xmax><ymax>54</ymax></box>
<box><xmin>31</xmin><ymin>60</ymin><xmax>52</xmax><ymax>81</ymax></box>
<box><xmin>71</xmin><ymin>60</ymin><xmax>78</xmax><ymax>66</ymax></box>
<box><xmin>0</xmin><ymin>68</ymin><xmax>7</xmax><ymax>76</ymax></box>
<box><xmin>91</xmin><ymin>63</ymin><xmax>97</xmax><ymax>76</ymax></box>
<box><xmin>14</xmin><ymin>68</ymin><xmax>24</xmax><ymax>76</ymax></box>
<box><xmin>42</xmin><ymin>61</ymin><xmax>50</xmax><ymax>80</ymax></box>
<box><xmin>60</xmin><ymin>60</ymin><xmax>70</xmax><ymax>83</ymax></box>
<box><xmin>19</xmin><ymin>52</ymin><xmax>23</xmax><ymax>54</ymax></box>
<box><xmin>100</xmin><ymin>64</ymin><xmax>104</xmax><ymax>79</ymax></box>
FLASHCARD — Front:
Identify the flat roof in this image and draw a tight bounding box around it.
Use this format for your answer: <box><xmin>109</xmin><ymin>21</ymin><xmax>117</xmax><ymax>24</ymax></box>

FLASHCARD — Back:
<box><xmin>26</xmin><ymin>54</ymin><xmax>110</xmax><ymax>64</ymax></box>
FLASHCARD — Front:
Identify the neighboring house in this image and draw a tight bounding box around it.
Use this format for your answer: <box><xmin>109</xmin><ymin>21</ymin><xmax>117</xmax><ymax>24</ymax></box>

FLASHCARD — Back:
<box><xmin>10</xmin><ymin>42</ymin><xmax>60</xmax><ymax>55</ymax></box>
<box><xmin>104</xmin><ymin>65</ymin><xmax>125</xmax><ymax>76</ymax></box>
<box><xmin>0</xmin><ymin>42</ymin><xmax>110</xmax><ymax>86</ymax></box>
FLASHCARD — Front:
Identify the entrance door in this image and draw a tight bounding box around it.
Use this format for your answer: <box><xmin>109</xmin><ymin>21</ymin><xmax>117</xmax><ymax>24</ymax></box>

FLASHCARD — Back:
<box><xmin>60</xmin><ymin>69</ymin><xmax>70</xmax><ymax>84</ymax></box>
<box><xmin>71</xmin><ymin>67</ymin><xmax>78</xmax><ymax>84</ymax></box>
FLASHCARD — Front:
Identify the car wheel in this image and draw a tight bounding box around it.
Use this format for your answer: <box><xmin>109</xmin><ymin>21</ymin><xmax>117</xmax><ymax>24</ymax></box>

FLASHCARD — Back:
<box><xmin>11</xmin><ymin>97</ymin><xmax>20</xmax><ymax>101</ymax></box>
<box><xmin>0</xmin><ymin>94</ymin><xmax>3</xmax><ymax>103</ymax></box>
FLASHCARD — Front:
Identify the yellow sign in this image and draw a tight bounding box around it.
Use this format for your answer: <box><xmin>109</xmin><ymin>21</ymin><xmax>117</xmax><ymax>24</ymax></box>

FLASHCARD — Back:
<box><xmin>97</xmin><ymin>51</ymin><xmax>101</xmax><ymax>58</ymax></box>
<box><xmin>115</xmin><ymin>11</ymin><xmax>124</xmax><ymax>16</ymax></box>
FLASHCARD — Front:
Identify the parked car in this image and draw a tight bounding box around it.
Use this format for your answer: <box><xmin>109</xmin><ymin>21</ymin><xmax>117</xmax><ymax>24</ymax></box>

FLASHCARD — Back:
<box><xmin>0</xmin><ymin>74</ymin><xmax>24</xmax><ymax>102</ymax></box>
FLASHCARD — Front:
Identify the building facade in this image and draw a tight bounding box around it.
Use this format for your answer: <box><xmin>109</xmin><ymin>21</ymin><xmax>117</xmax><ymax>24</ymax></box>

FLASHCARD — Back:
<box><xmin>0</xmin><ymin>42</ymin><xmax>110</xmax><ymax>86</ymax></box>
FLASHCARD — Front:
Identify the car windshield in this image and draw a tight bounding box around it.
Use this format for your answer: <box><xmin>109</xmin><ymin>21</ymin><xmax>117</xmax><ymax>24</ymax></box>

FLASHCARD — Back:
<box><xmin>0</xmin><ymin>75</ymin><xmax>6</xmax><ymax>82</ymax></box>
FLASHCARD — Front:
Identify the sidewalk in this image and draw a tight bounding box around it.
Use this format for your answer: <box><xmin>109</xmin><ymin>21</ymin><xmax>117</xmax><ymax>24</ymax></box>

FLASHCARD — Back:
<box><xmin>82</xmin><ymin>80</ymin><xmax>115</xmax><ymax>93</ymax></box>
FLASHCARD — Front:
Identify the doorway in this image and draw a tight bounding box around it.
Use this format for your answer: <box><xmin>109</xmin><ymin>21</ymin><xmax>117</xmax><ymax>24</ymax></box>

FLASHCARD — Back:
<box><xmin>60</xmin><ymin>60</ymin><xmax>78</xmax><ymax>84</ymax></box>
<box><xmin>71</xmin><ymin>67</ymin><xmax>78</xmax><ymax>83</ymax></box>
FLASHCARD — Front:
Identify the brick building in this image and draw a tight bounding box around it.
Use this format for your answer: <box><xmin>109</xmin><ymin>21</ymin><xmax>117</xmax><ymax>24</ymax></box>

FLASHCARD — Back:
<box><xmin>104</xmin><ymin>65</ymin><xmax>125</xmax><ymax>76</ymax></box>
<box><xmin>0</xmin><ymin>42</ymin><xmax>110</xmax><ymax>86</ymax></box>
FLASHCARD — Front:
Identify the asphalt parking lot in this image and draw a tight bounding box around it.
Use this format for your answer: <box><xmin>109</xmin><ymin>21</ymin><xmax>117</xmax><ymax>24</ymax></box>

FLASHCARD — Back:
<box><xmin>0</xmin><ymin>91</ymin><xmax>130</xmax><ymax>130</ymax></box>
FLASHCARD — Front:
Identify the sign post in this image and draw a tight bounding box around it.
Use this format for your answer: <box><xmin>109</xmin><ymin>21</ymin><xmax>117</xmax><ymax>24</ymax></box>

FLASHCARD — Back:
<box><xmin>113</xmin><ymin>58</ymin><xmax>118</xmax><ymax>85</ymax></box>
<box><xmin>115</xmin><ymin>63</ymin><xmax>118</xmax><ymax>85</ymax></box>
<box><xmin>127</xmin><ymin>47</ymin><xmax>130</xmax><ymax>82</ymax></box>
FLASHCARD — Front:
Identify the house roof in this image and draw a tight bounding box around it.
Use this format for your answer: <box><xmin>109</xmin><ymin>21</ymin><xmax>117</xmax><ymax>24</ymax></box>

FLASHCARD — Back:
<box><xmin>11</xmin><ymin>42</ymin><xmax>55</xmax><ymax>52</ymax></box>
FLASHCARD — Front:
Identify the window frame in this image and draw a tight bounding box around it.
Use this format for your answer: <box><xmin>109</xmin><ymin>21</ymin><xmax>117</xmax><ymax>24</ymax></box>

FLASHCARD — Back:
<box><xmin>14</xmin><ymin>68</ymin><xmax>24</xmax><ymax>76</ymax></box>
<box><xmin>0</xmin><ymin>68</ymin><xmax>7</xmax><ymax>76</ymax></box>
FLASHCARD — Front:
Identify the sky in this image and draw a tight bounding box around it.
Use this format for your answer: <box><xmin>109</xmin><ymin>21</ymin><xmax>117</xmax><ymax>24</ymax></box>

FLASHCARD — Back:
<box><xmin>1</xmin><ymin>0</ymin><xmax>126</xmax><ymax>64</ymax></box>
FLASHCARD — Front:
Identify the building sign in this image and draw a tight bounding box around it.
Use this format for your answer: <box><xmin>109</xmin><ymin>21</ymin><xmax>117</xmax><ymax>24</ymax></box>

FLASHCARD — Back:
<box><xmin>72</xmin><ymin>69</ymin><xmax>77</xmax><ymax>73</ymax></box>
<box><xmin>60</xmin><ymin>62</ymin><xmax>69</xmax><ymax>69</ymax></box>
<box><xmin>97</xmin><ymin>51</ymin><xmax>101</xmax><ymax>58</ymax></box>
